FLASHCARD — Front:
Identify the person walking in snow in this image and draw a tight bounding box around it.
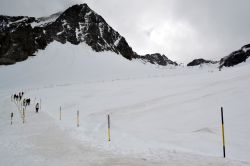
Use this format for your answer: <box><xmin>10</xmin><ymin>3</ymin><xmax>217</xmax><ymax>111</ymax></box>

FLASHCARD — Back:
<box><xmin>19</xmin><ymin>94</ymin><xmax>22</xmax><ymax>101</ymax></box>
<box><xmin>35</xmin><ymin>103</ymin><xmax>39</xmax><ymax>113</ymax></box>
<box><xmin>23</xmin><ymin>99</ymin><xmax>26</xmax><ymax>107</ymax></box>
<box><xmin>26</xmin><ymin>98</ymin><xmax>30</xmax><ymax>106</ymax></box>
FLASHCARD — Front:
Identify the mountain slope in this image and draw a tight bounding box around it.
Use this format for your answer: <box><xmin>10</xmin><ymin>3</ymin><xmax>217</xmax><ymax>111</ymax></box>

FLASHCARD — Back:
<box><xmin>0</xmin><ymin>41</ymin><xmax>175</xmax><ymax>90</ymax></box>
<box><xmin>0</xmin><ymin>41</ymin><xmax>250</xmax><ymax>165</ymax></box>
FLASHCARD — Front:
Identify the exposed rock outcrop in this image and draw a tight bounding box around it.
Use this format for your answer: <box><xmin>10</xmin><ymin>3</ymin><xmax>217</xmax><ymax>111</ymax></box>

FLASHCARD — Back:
<box><xmin>140</xmin><ymin>53</ymin><xmax>178</xmax><ymax>66</ymax></box>
<box><xmin>219</xmin><ymin>44</ymin><xmax>250</xmax><ymax>68</ymax></box>
<box><xmin>187</xmin><ymin>58</ymin><xmax>217</xmax><ymax>66</ymax></box>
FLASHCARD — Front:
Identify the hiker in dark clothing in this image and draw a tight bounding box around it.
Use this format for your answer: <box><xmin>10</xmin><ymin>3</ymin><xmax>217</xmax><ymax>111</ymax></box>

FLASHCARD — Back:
<box><xmin>35</xmin><ymin>103</ymin><xmax>39</xmax><ymax>113</ymax></box>
<box><xmin>26</xmin><ymin>98</ymin><xmax>30</xmax><ymax>106</ymax></box>
<box><xmin>13</xmin><ymin>94</ymin><xmax>17</xmax><ymax>101</ymax></box>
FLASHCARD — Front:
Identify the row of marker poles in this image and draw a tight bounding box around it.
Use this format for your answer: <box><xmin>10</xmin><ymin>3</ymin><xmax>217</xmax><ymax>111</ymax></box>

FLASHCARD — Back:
<box><xmin>59</xmin><ymin>107</ymin><xmax>111</xmax><ymax>142</ymax></box>
<box><xmin>58</xmin><ymin>107</ymin><xmax>111</xmax><ymax>141</ymax></box>
<box><xmin>106</xmin><ymin>112</ymin><xmax>226</xmax><ymax>151</ymax></box>
<box><xmin>59</xmin><ymin>107</ymin><xmax>80</xmax><ymax>127</ymax></box>
<box><xmin>57</xmin><ymin>107</ymin><xmax>226</xmax><ymax>156</ymax></box>
<box><xmin>10</xmin><ymin>96</ymin><xmax>42</xmax><ymax>125</ymax></box>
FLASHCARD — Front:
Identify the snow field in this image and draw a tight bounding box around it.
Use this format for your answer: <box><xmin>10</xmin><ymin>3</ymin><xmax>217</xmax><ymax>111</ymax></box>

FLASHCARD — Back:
<box><xmin>0</xmin><ymin>42</ymin><xmax>250</xmax><ymax>165</ymax></box>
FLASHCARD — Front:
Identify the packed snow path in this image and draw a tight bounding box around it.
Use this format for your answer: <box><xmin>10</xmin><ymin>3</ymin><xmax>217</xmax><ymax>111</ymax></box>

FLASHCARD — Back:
<box><xmin>0</xmin><ymin>92</ymin><xmax>248</xmax><ymax>166</ymax></box>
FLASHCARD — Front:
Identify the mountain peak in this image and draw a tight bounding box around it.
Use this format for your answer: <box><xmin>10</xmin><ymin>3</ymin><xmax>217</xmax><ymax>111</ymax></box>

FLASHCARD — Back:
<box><xmin>0</xmin><ymin>3</ymin><xmax>176</xmax><ymax>66</ymax></box>
<box><xmin>59</xmin><ymin>3</ymin><xmax>92</xmax><ymax>19</ymax></box>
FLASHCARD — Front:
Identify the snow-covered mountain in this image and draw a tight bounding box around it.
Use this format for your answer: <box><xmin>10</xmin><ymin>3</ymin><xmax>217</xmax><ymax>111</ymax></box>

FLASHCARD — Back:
<box><xmin>0</xmin><ymin>3</ymin><xmax>177</xmax><ymax>66</ymax></box>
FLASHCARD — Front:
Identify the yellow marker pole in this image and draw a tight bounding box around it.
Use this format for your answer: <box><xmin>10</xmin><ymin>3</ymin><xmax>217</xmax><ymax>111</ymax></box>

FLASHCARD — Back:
<box><xmin>77</xmin><ymin>110</ymin><xmax>79</xmax><ymax>127</ymax></box>
<box><xmin>11</xmin><ymin>112</ymin><xmax>13</xmax><ymax>125</ymax></box>
<box><xmin>221</xmin><ymin>107</ymin><xmax>226</xmax><ymax>158</ymax></box>
<box><xmin>108</xmin><ymin>114</ymin><xmax>111</xmax><ymax>142</ymax></box>
<box><xmin>23</xmin><ymin>108</ymin><xmax>25</xmax><ymax>124</ymax></box>
<box><xmin>60</xmin><ymin>107</ymin><xmax>62</xmax><ymax>120</ymax></box>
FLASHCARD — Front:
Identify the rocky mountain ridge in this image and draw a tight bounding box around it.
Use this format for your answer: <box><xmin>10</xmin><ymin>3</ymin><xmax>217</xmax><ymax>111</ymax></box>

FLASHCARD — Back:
<box><xmin>0</xmin><ymin>4</ymin><xmax>177</xmax><ymax>66</ymax></box>
<box><xmin>219</xmin><ymin>44</ymin><xmax>250</xmax><ymax>69</ymax></box>
<box><xmin>186</xmin><ymin>44</ymin><xmax>250</xmax><ymax>68</ymax></box>
<box><xmin>187</xmin><ymin>59</ymin><xmax>217</xmax><ymax>66</ymax></box>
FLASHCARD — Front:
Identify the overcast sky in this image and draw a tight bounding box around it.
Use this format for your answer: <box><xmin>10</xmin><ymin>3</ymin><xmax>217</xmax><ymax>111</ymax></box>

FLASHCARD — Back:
<box><xmin>1</xmin><ymin>0</ymin><xmax>250</xmax><ymax>63</ymax></box>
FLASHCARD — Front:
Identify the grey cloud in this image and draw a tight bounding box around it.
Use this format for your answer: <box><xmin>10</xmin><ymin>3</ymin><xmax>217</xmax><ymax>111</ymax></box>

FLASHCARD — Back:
<box><xmin>1</xmin><ymin>0</ymin><xmax>250</xmax><ymax>63</ymax></box>
<box><xmin>0</xmin><ymin>0</ymin><xmax>78</xmax><ymax>17</ymax></box>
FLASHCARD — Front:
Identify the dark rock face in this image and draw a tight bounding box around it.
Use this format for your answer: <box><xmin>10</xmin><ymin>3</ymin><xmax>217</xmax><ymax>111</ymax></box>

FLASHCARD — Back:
<box><xmin>219</xmin><ymin>44</ymin><xmax>250</xmax><ymax>68</ymax></box>
<box><xmin>0</xmin><ymin>3</ymin><xmax>174</xmax><ymax>66</ymax></box>
<box><xmin>140</xmin><ymin>53</ymin><xmax>178</xmax><ymax>66</ymax></box>
<box><xmin>0</xmin><ymin>16</ymin><xmax>37</xmax><ymax>65</ymax></box>
<box><xmin>187</xmin><ymin>58</ymin><xmax>217</xmax><ymax>66</ymax></box>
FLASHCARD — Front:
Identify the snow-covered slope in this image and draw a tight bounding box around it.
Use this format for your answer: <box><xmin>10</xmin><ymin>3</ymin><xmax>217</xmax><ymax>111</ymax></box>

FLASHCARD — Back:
<box><xmin>31</xmin><ymin>12</ymin><xmax>62</xmax><ymax>27</ymax></box>
<box><xmin>0</xmin><ymin>42</ymin><xmax>250</xmax><ymax>166</ymax></box>
<box><xmin>0</xmin><ymin>42</ymin><xmax>174</xmax><ymax>90</ymax></box>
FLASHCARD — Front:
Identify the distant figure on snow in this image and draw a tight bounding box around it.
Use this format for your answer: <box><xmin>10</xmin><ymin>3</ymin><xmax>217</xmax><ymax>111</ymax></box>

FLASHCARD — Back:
<box><xmin>35</xmin><ymin>103</ymin><xmax>39</xmax><ymax>113</ymax></box>
<box><xmin>26</xmin><ymin>98</ymin><xmax>30</xmax><ymax>106</ymax></box>
<box><xmin>19</xmin><ymin>95</ymin><xmax>22</xmax><ymax>101</ymax></box>
<box><xmin>23</xmin><ymin>99</ymin><xmax>26</xmax><ymax>106</ymax></box>
<box><xmin>13</xmin><ymin>94</ymin><xmax>17</xmax><ymax>101</ymax></box>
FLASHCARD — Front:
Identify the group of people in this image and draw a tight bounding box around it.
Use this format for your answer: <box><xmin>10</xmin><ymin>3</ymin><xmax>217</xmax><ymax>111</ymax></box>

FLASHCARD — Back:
<box><xmin>23</xmin><ymin>98</ymin><xmax>31</xmax><ymax>107</ymax></box>
<box><xmin>12</xmin><ymin>92</ymin><xmax>24</xmax><ymax>101</ymax></box>
<box><xmin>12</xmin><ymin>92</ymin><xmax>40</xmax><ymax>113</ymax></box>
